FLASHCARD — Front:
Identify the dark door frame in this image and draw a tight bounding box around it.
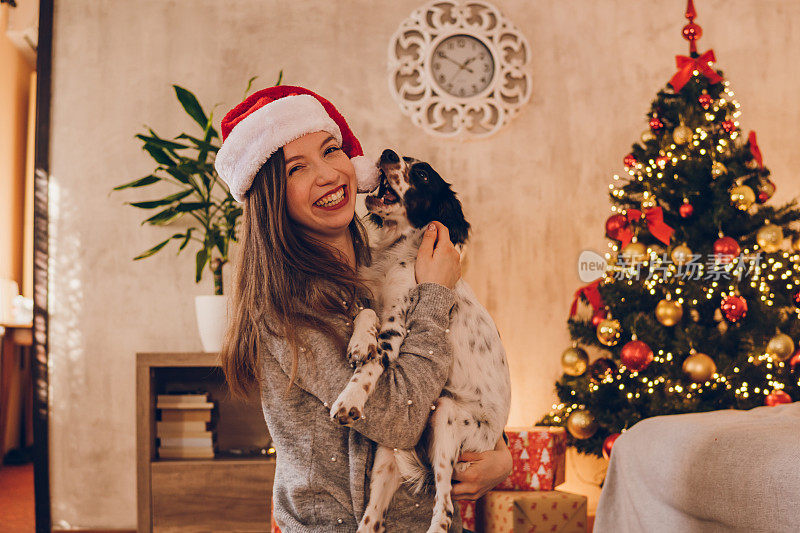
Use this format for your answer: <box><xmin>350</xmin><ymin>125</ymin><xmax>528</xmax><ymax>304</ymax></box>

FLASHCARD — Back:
<box><xmin>32</xmin><ymin>0</ymin><xmax>53</xmax><ymax>530</ymax></box>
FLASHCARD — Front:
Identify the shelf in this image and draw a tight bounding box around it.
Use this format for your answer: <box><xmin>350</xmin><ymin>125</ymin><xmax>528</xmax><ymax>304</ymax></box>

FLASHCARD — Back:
<box><xmin>152</xmin><ymin>456</ymin><xmax>276</xmax><ymax>466</ymax></box>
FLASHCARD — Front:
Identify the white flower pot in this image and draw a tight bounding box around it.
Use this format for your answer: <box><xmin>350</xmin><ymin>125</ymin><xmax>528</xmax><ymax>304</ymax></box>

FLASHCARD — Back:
<box><xmin>194</xmin><ymin>294</ymin><xmax>229</xmax><ymax>352</ymax></box>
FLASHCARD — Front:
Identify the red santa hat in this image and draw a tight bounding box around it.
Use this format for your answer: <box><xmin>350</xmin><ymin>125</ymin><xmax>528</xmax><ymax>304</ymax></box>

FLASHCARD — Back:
<box><xmin>215</xmin><ymin>85</ymin><xmax>380</xmax><ymax>202</ymax></box>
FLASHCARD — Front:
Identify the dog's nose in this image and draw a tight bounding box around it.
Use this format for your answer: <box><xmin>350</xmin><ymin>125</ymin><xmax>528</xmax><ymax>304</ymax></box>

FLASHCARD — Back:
<box><xmin>380</xmin><ymin>149</ymin><xmax>399</xmax><ymax>164</ymax></box>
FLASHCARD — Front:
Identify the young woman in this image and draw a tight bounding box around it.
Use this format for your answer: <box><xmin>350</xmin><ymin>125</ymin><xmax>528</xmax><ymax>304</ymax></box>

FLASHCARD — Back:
<box><xmin>217</xmin><ymin>86</ymin><xmax>511</xmax><ymax>532</ymax></box>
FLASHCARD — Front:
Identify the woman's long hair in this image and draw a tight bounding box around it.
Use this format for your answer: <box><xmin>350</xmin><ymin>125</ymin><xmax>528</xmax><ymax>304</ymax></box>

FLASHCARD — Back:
<box><xmin>220</xmin><ymin>147</ymin><xmax>373</xmax><ymax>402</ymax></box>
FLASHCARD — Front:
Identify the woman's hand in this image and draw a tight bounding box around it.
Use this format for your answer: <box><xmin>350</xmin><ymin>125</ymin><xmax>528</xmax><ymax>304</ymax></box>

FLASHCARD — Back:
<box><xmin>415</xmin><ymin>221</ymin><xmax>461</xmax><ymax>289</ymax></box>
<box><xmin>451</xmin><ymin>434</ymin><xmax>513</xmax><ymax>501</ymax></box>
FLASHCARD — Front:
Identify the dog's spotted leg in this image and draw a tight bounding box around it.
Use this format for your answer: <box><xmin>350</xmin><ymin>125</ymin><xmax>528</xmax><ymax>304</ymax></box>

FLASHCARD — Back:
<box><xmin>376</xmin><ymin>303</ymin><xmax>410</xmax><ymax>365</ymax></box>
<box><xmin>330</xmin><ymin>358</ymin><xmax>385</xmax><ymax>425</ymax></box>
<box><xmin>425</xmin><ymin>396</ymin><xmax>463</xmax><ymax>533</ymax></box>
<box><xmin>357</xmin><ymin>445</ymin><xmax>402</xmax><ymax>533</ymax></box>
<box><xmin>347</xmin><ymin>308</ymin><xmax>380</xmax><ymax>367</ymax></box>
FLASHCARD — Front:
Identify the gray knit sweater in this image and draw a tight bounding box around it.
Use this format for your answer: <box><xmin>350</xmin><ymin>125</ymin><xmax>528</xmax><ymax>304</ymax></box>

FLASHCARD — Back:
<box><xmin>259</xmin><ymin>282</ymin><xmax>463</xmax><ymax>532</ymax></box>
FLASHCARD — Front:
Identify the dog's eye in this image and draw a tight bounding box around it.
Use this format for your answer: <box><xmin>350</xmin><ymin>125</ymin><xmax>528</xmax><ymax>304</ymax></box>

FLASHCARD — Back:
<box><xmin>417</xmin><ymin>170</ymin><xmax>428</xmax><ymax>182</ymax></box>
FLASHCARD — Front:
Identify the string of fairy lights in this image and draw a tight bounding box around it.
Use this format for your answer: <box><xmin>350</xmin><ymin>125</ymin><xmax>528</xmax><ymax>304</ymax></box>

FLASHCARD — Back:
<box><xmin>547</xmin><ymin>70</ymin><xmax>800</xmax><ymax>427</ymax></box>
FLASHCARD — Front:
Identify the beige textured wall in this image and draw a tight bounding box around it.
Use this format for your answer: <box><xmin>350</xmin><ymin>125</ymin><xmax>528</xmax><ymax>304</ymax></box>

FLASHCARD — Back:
<box><xmin>49</xmin><ymin>0</ymin><xmax>800</xmax><ymax>527</ymax></box>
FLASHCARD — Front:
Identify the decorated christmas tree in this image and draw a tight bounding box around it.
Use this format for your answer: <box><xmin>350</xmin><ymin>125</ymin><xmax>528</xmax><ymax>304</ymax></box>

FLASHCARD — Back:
<box><xmin>539</xmin><ymin>0</ymin><xmax>800</xmax><ymax>457</ymax></box>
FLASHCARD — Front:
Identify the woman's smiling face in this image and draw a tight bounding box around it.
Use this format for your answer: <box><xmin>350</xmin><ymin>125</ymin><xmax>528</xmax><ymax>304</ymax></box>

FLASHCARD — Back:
<box><xmin>283</xmin><ymin>130</ymin><xmax>357</xmax><ymax>242</ymax></box>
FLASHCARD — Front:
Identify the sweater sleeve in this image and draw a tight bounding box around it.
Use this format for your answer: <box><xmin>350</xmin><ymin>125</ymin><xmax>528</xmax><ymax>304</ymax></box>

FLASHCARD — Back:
<box><xmin>261</xmin><ymin>281</ymin><xmax>456</xmax><ymax>450</ymax></box>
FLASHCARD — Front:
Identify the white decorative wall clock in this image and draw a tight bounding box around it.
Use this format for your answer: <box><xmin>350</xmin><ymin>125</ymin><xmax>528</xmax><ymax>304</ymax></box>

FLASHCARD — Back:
<box><xmin>388</xmin><ymin>0</ymin><xmax>533</xmax><ymax>138</ymax></box>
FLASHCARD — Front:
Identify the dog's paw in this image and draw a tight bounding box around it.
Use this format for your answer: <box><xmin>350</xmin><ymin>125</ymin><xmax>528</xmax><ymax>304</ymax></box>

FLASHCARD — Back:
<box><xmin>330</xmin><ymin>386</ymin><xmax>368</xmax><ymax>426</ymax></box>
<box><xmin>347</xmin><ymin>334</ymin><xmax>378</xmax><ymax>367</ymax></box>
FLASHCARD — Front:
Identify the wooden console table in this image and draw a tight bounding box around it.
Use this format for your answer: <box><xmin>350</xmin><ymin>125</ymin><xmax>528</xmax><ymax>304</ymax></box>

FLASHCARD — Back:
<box><xmin>136</xmin><ymin>352</ymin><xmax>275</xmax><ymax>532</ymax></box>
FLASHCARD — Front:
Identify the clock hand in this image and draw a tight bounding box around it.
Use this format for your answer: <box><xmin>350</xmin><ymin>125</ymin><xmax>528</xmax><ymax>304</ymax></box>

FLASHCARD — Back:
<box><xmin>437</xmin><ymin>51</ymin><xmax>465</xmax><ymax>69</ymax></box>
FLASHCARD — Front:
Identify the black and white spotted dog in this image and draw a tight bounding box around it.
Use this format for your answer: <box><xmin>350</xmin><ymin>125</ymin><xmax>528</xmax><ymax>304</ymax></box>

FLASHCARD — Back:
<box><xmin>329</xmin><ymin>149</ymin><xmax>512</xmax><ymax>533</ymax></box>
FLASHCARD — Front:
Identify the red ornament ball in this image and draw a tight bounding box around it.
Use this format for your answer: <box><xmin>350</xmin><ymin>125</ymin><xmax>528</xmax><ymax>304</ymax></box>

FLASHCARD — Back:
<box><xmin>623</xmin><ymin>153</ymin><xmax>637</xmax><ymax>168</ymax></box>
<box><xmin>722</xmin><ymin>120</ymin><xmax>737</xmax><ymax>133</ymax></box>
<box><xmin>757</xmin><ymin>179</ymin><xmax>776</xmax><ymax>203</ymax></box>
<box><xmin>794</xmin><ymin>290</ymin><xmax>800</xmax><ymax>306</ymax></box>
<box><xmin>591</xmin><ymin>308</ymin><xmax>609</xmax><ymax>327</ymax></box>
<box><xmin>720</xmin><ymin>295</ymin><xmax>747</xmax><ymax>323</ymax></box>
<box><xmin>602</xmin><ymin>433</ymin><xmax>621</xmax><ymax>460</ymax></box>
<box><xmin>679</xmin><ymin>201</ymin><xmax>694</xmax><ymax>218</ymax></box>
<box><xmin>655</xmin><ymin>156</ymin><xmax>669</xmax><ymax>169</ymax></box>
<box><xmin>620</xmin><ymin>340</ymin><xmax>654</xmax><ymax>372</ymax></box>
<box><xmin>589</xmin><ymin>357</ymin><xmax>618</xmax><ymax>382</ymax></box>
<box><xmin>789</xmin><ymin>350</ymin><xmax>800</xmax><ymax>373</ymax></box>
<box><xmin>649</xmin><ymin>117</ymin><xmax>664</xmax><ymax>131</ymax></box>
<box><xmin>765</xmin><ymin>390</ymin><xmax>793</xmax><ymax>406</ymax></box>
<box><xmin>698</xmin><ymin>93</ymin><xmax>713</xmax><ymax>109</ymax></box>
<box><xmin>605</xmin><ymin>214</ymin><xmax>629</xmax><ymax>241</ymax></box>
<box><xmin>713</xmin><ymin>236</ymin><xmax>740</xmax><ymax>264</ymax></box>
<box><xmin>682</xmin><ymin>22</ymin><xmax>703</xmax><ymax>42</ymax></box>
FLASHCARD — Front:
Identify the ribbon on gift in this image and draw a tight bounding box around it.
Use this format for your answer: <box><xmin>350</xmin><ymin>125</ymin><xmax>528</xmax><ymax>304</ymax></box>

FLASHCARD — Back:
<box><xmin>617</xmin><ymin>206</ymin><xmax>674</xmax><ymax>247</ymax></box>
<box><xmin>569</xmin><ymin>279</ymin><xmax>604</xmax><ymax>317</ymax></box>
<box><xmin>748</xmin><ymin>131</ymin><xmax>763</xmax><ymax>169</ymax></box>
<box><xmin>669</xmin><ymin>49</ymin><xmax>723</xmax><ymax>91</ymax></box>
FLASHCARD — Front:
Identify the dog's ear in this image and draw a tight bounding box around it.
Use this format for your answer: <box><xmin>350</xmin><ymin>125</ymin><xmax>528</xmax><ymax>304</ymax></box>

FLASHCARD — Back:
<box><xmin>434</xmin><ymin>191</ymin><xmax>471</xmax><ymax>246</ymax></box>
<box><xmin>367</xmin><ymin>212</ymin><xmax>384</xmax><ymax>228</ymax></box>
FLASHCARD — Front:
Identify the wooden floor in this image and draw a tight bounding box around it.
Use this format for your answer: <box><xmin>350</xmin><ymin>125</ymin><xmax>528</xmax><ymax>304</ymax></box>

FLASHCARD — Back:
<box><xmin>0</xmin><ymin>461</ymin><xmax>34</xmax><ymax>532</ymax></box>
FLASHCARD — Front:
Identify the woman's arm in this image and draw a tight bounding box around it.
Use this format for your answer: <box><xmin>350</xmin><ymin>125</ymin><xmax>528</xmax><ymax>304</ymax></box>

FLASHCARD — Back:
<box><xmin>451</xmin><ymin>434</ymin><xmax>513</xmax><ymax>500</ymax></box>
<box><xmin>262</xmin><ymin>281</ymin><xmax>455</xmax><ymax>449</ymax></box>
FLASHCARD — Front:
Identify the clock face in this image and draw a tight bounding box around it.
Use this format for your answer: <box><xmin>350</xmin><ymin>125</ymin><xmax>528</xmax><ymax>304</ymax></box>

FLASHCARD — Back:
<box><xmin>430</xmin><ymin>34</ymin><xmax>495</xmax><ymax>98</ymax></box>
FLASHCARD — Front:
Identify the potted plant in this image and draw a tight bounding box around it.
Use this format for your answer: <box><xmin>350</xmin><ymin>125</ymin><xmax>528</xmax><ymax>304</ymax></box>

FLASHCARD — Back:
<box><xmin>111</xmin><ymin>76</ymin><xmax>275</xmax><ymax>351</ymax></box>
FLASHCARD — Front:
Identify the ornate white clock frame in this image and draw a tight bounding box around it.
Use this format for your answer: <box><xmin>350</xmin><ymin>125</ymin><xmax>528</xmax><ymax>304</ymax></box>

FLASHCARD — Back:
<box><xmin>388</xmin><ymin>0</ymin><xmax>533</xmax><ymax>138</ymax></box>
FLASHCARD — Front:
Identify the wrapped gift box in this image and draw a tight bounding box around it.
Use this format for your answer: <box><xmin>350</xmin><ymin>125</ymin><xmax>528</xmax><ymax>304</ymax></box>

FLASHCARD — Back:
<box><xmin>496</xmin><ymin>427</ymin><xmax>567</xmax><ymax>491</ymax></box>
<box><xmin>458</xmin><ymin>500</ymin><xmax>477</xmax><ymax>531</ymax></box>
<box><xmin>477</xmin><ymin>490</ymin><xmax>587</xmax><ymax>533</ymax></box>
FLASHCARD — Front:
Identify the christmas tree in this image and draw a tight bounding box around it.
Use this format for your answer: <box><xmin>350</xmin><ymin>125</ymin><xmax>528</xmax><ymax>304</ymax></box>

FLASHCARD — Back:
<box><xmin>539</xmin><ymin>0</ymin><xmax>800</xmax><ymax>458</ymax></box>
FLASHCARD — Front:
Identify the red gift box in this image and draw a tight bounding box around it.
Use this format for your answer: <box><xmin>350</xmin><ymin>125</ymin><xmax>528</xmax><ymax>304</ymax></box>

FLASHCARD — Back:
<box><xmin>477</xmin><ymin>490</ymin><xmax>587</xmax><ymax>532</ymax></box>
<box><xmin>496</xmin><ymin>427</ymin><xmax>567</xmax><ymax>491</ymax></box>
<box><xmin>458</xmin><ymin>500</ymin><xmax>477</xmax><ymax>530</ymax></box>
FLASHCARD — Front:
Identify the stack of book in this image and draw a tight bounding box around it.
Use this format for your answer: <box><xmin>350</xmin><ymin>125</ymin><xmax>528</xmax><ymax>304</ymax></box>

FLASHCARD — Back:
<box><xmin>156</xmin><ymin>392</ymin><xmax>215</xmax><ymax>459</ymax></box>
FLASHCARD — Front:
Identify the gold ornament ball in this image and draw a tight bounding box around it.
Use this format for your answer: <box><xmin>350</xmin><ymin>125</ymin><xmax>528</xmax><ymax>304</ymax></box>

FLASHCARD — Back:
<box><xmin>711</xmin><ymin>161</ymin><xmax>727</xmax><ymax>178</ymax></box>
<box><xmin>756</xmin><ymin>224</ymin><xmax>784</xmax><ymax>253</ymax></box>
<box><xmin>656</xmin><ymin>299</ymin><xmax>683</xmax><ymax>326</ymax></box>
<box><xmin>682</xmin><ymin>352</ymin><xmax>717</xmax><ymax>382</ymax></box>
<box><xmin>561</xmin><ymin>347</ymin><xmax>589</xmax><ymax>377</ymax></box>
<box><xmin>566</xmin><ymin>409</ymin><xmax>598</xmax><ymax>440</ymax></box>
<box><xmin>641</xmin><ymin>129</ymin><xmax>656</xmax><ymax>143</ymax></box>
<box><xmin>621</xmin><ymin>242</ymin><xmax>647</xmax><ymax>264</ymax></box>
<box><xmin>597</xmin><ymin>319</ymin><xmax>622</xmax><ymax>347</ymax></box>
<box><xmin>673</xmin><ymin>125</ymin><xmax>692</xmax><ymax>145</ymax></box>
<box><xmin>730</xmin><ymin>185</ymin><xmax>756</xmax><ymax>211</ymax></box>
<box><xmin>766</xmin><ymin>333</ymin><xmax>795</xmax><ymax>362</ymax></box>
<box><xmin>671</xmin><ymin>244</ymin><xmax>693</xmax><ymax>266</ymax></box>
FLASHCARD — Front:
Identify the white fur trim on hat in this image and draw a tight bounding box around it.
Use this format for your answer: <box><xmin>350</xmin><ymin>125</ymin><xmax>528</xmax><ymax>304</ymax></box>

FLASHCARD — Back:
<box><xmin>351</xmin><ymin>155</ymin><xmax>380</xmax><ymax>193</ymax></box>
<box><xmin>215</xmin><ymin>94</ymin><xmax>343</xmax><ymax>202</ymax></box>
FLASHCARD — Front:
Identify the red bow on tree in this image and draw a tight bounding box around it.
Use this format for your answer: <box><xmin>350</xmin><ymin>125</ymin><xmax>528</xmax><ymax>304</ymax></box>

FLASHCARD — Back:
<box><xmin>669</xmin><ymin>50</ymin><xmax>723</xmax><ymax>91</ymax></box>
<box><xmin>748</xmin><ymin>131</ymin><xmax>763</xmax><ymax>169</ymax></box>
<box><xmin>616</xmin><ymin>206</ymin><xmax>674</xmax><ymax>247</ymax></box>
<box><xmin>569</xmin><ymin>279</ymin><xmax>605</xmax><ymax>317</ymax></box>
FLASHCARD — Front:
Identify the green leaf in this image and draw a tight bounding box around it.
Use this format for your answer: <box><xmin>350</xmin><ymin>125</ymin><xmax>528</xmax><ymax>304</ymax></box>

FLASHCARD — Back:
<box><xmin>175</xmin><ymin>133</ymin><xmax>219</xmax><ymax>153</ymax></box>
<box><xmin>243</xmin><ymin>76</ymin><xmax>259</xmax><ymax>99</ymax></box>
<box><xmin>178</xmin><ymin>228</ymin><xmax>195</xmax><ymax>252</ymax></box>
<box><xmin>275</xmin><ymin>70</ymin><xmax>283</xmax><ymax>86</ymax></box>
<box><xmin>143</xmin><ymin>143</ymin><xmax>176</xmax><ymax>167</ymax></box>
<box><xmin>165</xmin><ymin>167</ymin><xmax>191</xmax><ymax>185</ymax></box>
<box><xmin>112</xmin><ymin>175</ymin><xmax>160</xmax><ymax>191</ymax></box>
<box><xmin>175</xmin><ymin>201</ymin><xmax>210</xmax><ymax>212</ymax></box>
<box><xmin>142</xmin><ymin>206</ymin><xmax>180</xmax><ymax>225</ymax></box>
<box><xmin>174</xmin><ymin>85</ymin><xmax>208</xmax><ymax>130</ymax></box>
<box><xmin>127</xmin><ymin>189</ymin><xmax>194</xmax><ymax>209</ymax></box>
<box><xmin>133</xmin><ymin>235</ymin><xmax>177</xmax><ymax>260</ymax></box>
<box><xmin>195</xmin><ymin>248</ymin><xmax>209</xmax><ymax>283</ymax></box>
<box><xmin>135</xmin><ymin>134</ymin><xmax>188</xmax><ymax>151</ymax></box>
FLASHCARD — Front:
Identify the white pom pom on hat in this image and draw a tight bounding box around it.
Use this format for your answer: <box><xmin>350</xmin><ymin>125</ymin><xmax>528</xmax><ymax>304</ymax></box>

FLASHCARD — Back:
<box><xmin>214</xmin><ymin>85</ymin><xmax>380</xmax><ymax>202</ymax></box>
